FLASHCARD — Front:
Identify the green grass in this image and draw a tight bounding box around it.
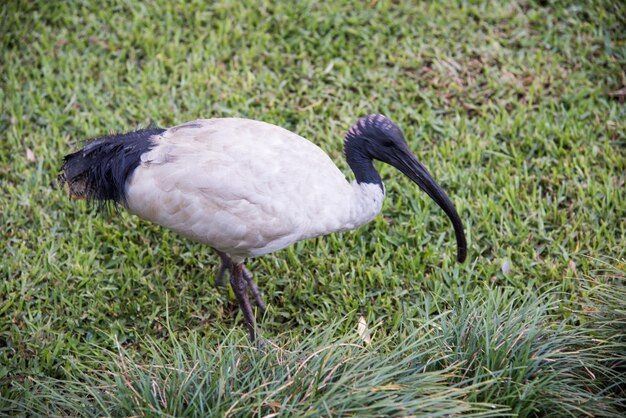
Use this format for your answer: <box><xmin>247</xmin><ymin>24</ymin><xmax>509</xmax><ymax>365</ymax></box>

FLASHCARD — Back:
<box><xmin>1</xmin><ymin>0</ymin><xmax>625</xmax><ymax>415</ymax></box>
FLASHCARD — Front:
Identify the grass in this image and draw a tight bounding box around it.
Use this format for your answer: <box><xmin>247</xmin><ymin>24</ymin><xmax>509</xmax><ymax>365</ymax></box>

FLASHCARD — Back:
<box><xmin>1</xmin><ymin>0</ymin><xmax>625</xmax><ymax>415</ymax></box>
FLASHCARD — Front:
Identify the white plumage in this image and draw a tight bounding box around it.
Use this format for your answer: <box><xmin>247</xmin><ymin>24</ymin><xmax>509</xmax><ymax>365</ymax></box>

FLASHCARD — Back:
<box><xmin>126</xmin><ymin>118</ymin><xmax>384</xmax><ymax>263</ymax></box>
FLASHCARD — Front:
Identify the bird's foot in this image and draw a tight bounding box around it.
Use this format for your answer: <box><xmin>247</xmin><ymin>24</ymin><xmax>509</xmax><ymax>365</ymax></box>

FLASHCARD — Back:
<box><xmin>214</xmin><ymin>259</ymin><xmax>231</xmax><ymax>287</ymax></box>
<box><xmin>242</xmin><ymin>266</ymin><xmax>267</xmax><ymax>313</ymax></box>
<box><xmin>255</xmin><ymin>336</ymin><xmax>271</xmax><ymax>351</ymax></box>
<box><xmin>215</xmin><ymin>251</ymin><xmax>267</xmax><ymax>311</ymax></box>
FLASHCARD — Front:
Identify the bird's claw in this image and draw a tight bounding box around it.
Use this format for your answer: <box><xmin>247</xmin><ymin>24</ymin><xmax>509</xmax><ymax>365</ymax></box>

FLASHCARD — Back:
<box><xmin>214</xmin><ymin>251</ymin><xmax>266</xmax><ymax>312</ymax></box>
<box><xmin>242</xmin><ymin>267</ymin><xmax>267</xmax><ymax>313</ymax></box>
<box><xmin>255</xmin><ymin>336</ymin><xmax>271</xmax><ymax>351</ymax></box>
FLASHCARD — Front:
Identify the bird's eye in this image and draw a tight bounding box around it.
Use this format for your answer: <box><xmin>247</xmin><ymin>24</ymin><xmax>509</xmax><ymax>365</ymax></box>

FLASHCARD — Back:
<box><xmin>381</xmin><ymin>138</ymin><xmax>394</xmax><ymax>147</ymax></box>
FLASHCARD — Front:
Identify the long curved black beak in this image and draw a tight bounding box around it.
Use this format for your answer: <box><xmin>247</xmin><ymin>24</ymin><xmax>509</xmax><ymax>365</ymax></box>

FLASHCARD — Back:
<box><xmin>393</xmin><ymin>149</ymin><xmax>467</xmax><ymax>263</ymax></box>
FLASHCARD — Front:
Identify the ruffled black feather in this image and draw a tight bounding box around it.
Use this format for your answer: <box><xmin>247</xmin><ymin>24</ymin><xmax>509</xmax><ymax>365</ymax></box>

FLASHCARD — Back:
<box><xmin>59</xmin><ymin>127</ymin><xmax>165</xmax><ymax>206</ymax></box>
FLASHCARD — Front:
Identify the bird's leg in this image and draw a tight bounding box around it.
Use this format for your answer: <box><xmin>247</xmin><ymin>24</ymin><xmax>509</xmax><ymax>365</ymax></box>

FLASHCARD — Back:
<box><xmin>214</xmin><ymin>250</ymin><xmax>266</xmax><ymax>311</ymax></box>
<box><xmin>242</xmin><ymin>267</ymin><xmax>267</xmax><ymax>312</ymax></box>
<box><xmin>214</xmin><ymin>250</ymin><xmax>232</xmax><ymax>287</ymax></box>
<box><xmin>231</xmin><ymin>263</ymin><xmax>258</xmax><ymax>341</ymax></box>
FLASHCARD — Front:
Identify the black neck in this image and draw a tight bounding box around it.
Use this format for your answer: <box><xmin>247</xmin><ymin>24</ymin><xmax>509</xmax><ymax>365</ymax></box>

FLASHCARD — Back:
<box><xmin>344</xmin><ymin>138</ymin><xmax>383</xmax><ymax>189</ymax></box>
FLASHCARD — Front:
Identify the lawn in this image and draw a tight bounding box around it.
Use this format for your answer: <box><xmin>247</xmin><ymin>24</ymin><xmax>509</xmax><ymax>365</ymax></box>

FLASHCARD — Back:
<box><xmin>1</xmin><ymin>0</ymin><xmax>625</xmax><ymax>416</ymax></box>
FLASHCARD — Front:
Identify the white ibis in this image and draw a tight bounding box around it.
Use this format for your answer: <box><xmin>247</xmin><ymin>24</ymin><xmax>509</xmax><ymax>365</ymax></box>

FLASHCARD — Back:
<box><xmin>60</xmin><ymin>115</ymin><xmax>467</xmax><ymax>341</ymax></box>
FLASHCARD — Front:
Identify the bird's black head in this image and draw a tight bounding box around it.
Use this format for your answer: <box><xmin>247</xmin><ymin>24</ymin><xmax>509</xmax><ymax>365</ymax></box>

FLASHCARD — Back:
<box><xmin>344</xmin><ymin>114</ymin><xmax>467</xmax><ymax>263</ymax></box>
<box><xmin>345</xmin><ymin>114</ymin><xmax>409</xmax><ymax>163</ymax></box>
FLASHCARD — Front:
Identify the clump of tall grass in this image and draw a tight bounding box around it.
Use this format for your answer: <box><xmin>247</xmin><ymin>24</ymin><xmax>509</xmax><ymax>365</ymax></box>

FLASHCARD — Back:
<box><xmin>6</xmin><ymin>274</ymin><xmax>624</xmax><ymax>417</ymax></box>
<box><xmin>10</xmin><ymin>324</ymin><xmax>499</xmax><ymax>416</ymax></box>
<box><xmin>429</xmin><ymin>278</ymin><xmax>626</xmax><ymax>416</ymax></box>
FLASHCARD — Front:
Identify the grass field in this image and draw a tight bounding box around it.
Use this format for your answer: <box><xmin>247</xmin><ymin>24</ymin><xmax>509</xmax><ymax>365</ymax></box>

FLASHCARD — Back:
<box><xmin>1</xmin><ymin>0</ymin><xmax>625</xmax><ymax>416</ymax></box>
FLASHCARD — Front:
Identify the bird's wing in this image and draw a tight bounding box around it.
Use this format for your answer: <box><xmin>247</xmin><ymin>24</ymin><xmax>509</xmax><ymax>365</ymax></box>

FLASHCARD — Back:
<box><xmin>125</xmin><ymin>118</ymin><xmax>355</xmax><ymax>257</ymax></box>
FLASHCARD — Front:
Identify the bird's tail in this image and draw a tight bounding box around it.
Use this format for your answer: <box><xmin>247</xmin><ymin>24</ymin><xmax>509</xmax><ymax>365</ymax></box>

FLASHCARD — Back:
<box><xmin>58</xmin><ymin>127</ymin><xmax>165</xmax><ymax>205</ymax></box>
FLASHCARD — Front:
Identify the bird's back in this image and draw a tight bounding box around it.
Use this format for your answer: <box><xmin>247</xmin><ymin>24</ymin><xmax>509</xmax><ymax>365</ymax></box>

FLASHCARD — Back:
<box><xmin>125</xmin><ymin>118</ymin><xmax>368</xmax><ymax>260</ymax></box>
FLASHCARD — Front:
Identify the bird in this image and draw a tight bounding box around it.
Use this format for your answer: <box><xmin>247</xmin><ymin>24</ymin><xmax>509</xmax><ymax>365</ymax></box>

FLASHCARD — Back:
<box><xmin>60</xmin><ymin>114</ymin><xmax>467</xmax><ymax>342</ymax></box>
